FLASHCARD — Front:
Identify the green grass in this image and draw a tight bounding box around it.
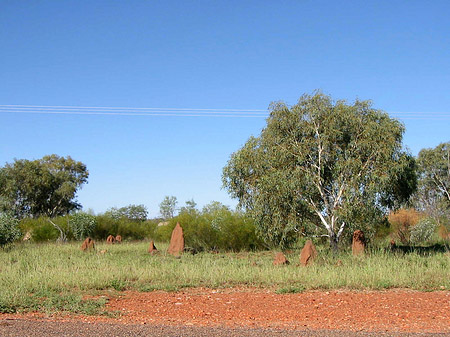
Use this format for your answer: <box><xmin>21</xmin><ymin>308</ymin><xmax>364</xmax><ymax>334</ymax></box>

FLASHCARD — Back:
<box><xmin>0</xmin><ymin>241</ymin><xmax>448</xmax><ymax>314</ymax></box>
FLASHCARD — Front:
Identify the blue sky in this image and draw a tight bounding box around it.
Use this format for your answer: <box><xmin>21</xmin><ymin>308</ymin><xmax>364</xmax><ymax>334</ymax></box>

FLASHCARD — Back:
<box><xmin>1</xmin><ymin>1</ymin><xmax>449</xmax><ymax>217</ymax></box>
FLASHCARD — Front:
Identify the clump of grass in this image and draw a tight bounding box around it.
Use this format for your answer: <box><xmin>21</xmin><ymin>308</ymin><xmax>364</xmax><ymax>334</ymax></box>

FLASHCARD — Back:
<box><xmin>0</xmin><ymin>290</ymin><xmax>107</xmax><ymax>315</ymax></box>
<box><xmin>276</xmin><ymin>285</ymin><xmax>306</xmax><ymax>294</ymax></box>
<box><xmin>0</xmin><ymin>241</ymin><xmax>448</xmax><ymax>314</ymax></box>
<box><xmin>109</xmin><ymin>279</ymin><xmax>127</xmax><ymax>291</ymax></box>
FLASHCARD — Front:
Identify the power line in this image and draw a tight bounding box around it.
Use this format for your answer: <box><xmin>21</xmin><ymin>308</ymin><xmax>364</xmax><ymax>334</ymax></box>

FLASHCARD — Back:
<box><xmin>0</xmin><ymin>110</ymin><xmax>266</xmax><ymax>118</ymax></box>
<box><xmin>0</xmin><ymin>104</ymin><xmax>268</xmax><ymax>118</ymax></box>
<box><xmin>0</xmin><ymin>104</ymin><xmax>266</xmax><ymax>112</ymax></box>
<box><xmin>0</xmin><ymin>105</ymin><xmax>449</xmax><ymax>119</ymax></box>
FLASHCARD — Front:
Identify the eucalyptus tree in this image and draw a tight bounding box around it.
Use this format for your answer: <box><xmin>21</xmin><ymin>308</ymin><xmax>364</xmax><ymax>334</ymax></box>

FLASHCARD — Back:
<box><xmin>0</xmin><ymin>154</ymin><xmax>88</xmax><ymax>219</ymax></box>
<box><xmin>0</xmin><ymin>154</ymin><xmax>88</xmax><ymax>241</ymax></box>
<box><xmin>223</xmin><ymin>92</ymin><xmax>414</xmax><ymax>250</ymax></box>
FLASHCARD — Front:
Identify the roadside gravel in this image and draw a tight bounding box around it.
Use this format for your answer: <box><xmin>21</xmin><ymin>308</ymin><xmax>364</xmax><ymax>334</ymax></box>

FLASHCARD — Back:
<box><xmin>1</xmin><ymin>319</ymin><xmax>449</xmax><ymax>337</ymax></box>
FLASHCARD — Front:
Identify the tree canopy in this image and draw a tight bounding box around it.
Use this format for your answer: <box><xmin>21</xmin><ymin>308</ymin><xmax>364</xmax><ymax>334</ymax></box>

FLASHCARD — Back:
<box><xmin>0</xmin><ymin>155</ymin><xmax>88</xmax><ymax>219</ymax></box>
<box><xmin>223</xmin><ymin>92</ymin><xmax>415</xmax><ymax>250</ymax></box>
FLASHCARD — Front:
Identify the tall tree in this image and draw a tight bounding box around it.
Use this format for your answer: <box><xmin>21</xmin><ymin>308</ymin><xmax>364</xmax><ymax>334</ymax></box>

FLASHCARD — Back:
<box><xmin>223</xmin><ymin>92</ymin><xmax>414</xmax><ymax>250</ymax></box>
<box><xmin>0</xmin><ymin>154</ymin><xmax>88</xmax><ymax>219</ymax></box>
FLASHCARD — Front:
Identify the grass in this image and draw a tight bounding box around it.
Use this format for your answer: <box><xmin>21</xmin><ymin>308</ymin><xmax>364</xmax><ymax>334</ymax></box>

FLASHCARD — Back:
<box><xmin>0</xmin><ymin>241</ymin><xmax>448</xmax><ymax>314</ymax></box>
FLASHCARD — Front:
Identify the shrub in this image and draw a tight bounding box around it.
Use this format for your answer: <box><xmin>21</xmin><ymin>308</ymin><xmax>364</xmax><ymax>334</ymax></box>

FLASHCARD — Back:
<box><xmin>20</xmin><ymin>217</ymin><xmax>64</xmax><ymax>242</ymax></box>
<box><xmin>410</xmin><ymin>217</ymin><xmax>439</xmax><ymax>245</ymax></box>
<box><xmin>92</xmin><ymin>214</ymin><xmax>158</xmax><ymax>241</ymax></box>
<box><xmin>152</xmin><ymin>221</ymin><xmax>175</xmax><ymax>242</ymax></box>
<box><xmin>212</xmin><ymin>211</ymin><xmax>263</xmax><ymax>251</ymax></box>
<box><xmin>70</xmin><ymin>213</ymin><xmax>97</xmax><ymax>240</ymax></box>
<box><xmin>117</xmin><ymin>220</ymin><xmax>155</xmax><ymax>240</ymax></box>
<box><xmin>0</xmin><ymin>213</ymin><xmax>21</xmax><ymax>247</ymax></box>
<box><xmin>19</xmin><ymin>216</ymin><xmax>73</xmax><ymax>242</ymax></box>
<box><xmin>156</xmin><ymin>203</ymin><xmax>265</xmax><ymax>252</ymax></box>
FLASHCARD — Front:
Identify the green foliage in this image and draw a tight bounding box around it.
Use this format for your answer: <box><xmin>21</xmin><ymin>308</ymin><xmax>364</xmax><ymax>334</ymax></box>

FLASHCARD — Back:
<box><xmin>155</xmin><ymin>201</ymin><xmax>264</xmax><ymax>251</ymax></box>
<box><xmin>0</xmin><ymin>154</ymin><xmax>88</xmax><ymax>218</ymax></box>
<box><xmin>91</xmin><ymin>214</ymin><xmax>158</xmax><ymax>241</ymax></box>
<box><xmin>410</xmin><ymin>217</ymin><xmax>439</xmax><ymax>245</ymax></box>
<box><xmin>179</xmin><ymin>199</ymin><xmax>197</xmax><ymax>213</ymax></box>
<box><xmin>104</xmin><ymin>204</ymin><xmax>148</xmax><ymax>221</ymax></box>
<box><xmin>381</xmin><ymin>154</ymin><xmax>418</xmax><ymax>209</ymax></box>
<box><xmin>169</xmin><ymin>209</ymin><xmax>215</xmax><ymax>251</ymax></box>
<box><xmin>31</xmin><ymin>221</ymin><xmax>60</xmax><ymax>242</ymax></box>
<box><xmin>91</xmin><ymin>214</ymin><xmax>119</xmax><ymax>239</ymax></box>
<box><xmin>159</xmin><ymin>195</ymin><xmax>177</xmax><ymax>220</ymax></box>
<box><xmin>223</xmin><ymin>92</ymin><xmax>414</xmax><ymax>250</ymax></box>
<box><xmin>70</xmin><ymin>212</ymin><xmax>97</xmax><ymax>240</ymax></box>
<box><xmin>117</xmin><ymin>220</ymin><xmax>157</xmax><ymax>240</ymax></box>
<box><xmin>20</xmin><ymin>216</ymin><xmax>70</xmax><ymax>242</ymax></box>
<box><xmin>0</xmin><ymin>213</ymin><xmax>21</xmax><ymax>247</ymax></box>
<box><xmin>276</xmin><ymin>285</ymin><xmax>306</xmax><ymax>294</ymax></box>
<box><xmin>151</xmin><ymin>220</ymin><xmax>175</xmax><ymax>242</ymax></box>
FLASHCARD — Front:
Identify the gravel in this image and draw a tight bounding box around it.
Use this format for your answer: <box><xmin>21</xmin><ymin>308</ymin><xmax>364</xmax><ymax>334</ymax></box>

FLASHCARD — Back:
<box><xmin>1</xmin><ymin>319</ymin><xmax>449</xmax><ymax>337</ymax></box>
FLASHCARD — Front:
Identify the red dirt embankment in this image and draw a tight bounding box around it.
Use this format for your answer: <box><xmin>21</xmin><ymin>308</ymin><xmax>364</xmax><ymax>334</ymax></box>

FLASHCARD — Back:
<box><xmin>2</xmin><ymin>289</ymin><xmax>449</xmax><ymax>333</ymax></box>
<box><xmin>104</xmin><ymin>289</ymin><xmax>449</xmax><ymax>333</ymax></box>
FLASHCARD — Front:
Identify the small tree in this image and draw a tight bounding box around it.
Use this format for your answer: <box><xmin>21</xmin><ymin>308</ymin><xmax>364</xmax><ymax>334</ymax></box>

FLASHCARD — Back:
<box><xmin>0</xmin><ymin>213</ymin><xmax>21</xmax><ymax>247</ymax></box>
<box><xmin>69</xmin><ymin>212</ymin><xmax>97</xmax><ymax>240</ymax></box>
<box><xmin>159</xmin><ymin>196</ymin><xmax>177</xmax><ymax>220</ymax></box>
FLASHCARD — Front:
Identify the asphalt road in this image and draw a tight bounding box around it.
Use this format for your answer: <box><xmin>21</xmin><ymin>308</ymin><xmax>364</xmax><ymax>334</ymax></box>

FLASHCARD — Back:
<box><xmin>1</xmin><ymin>319</ymin><xmax>449</xmax><ymax>337</ymax></box>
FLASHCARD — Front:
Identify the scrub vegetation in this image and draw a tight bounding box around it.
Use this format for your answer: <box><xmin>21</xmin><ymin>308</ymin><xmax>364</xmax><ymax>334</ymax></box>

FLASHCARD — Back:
<box><xmin>0</xmin><ymin>241</ymin><xmax>448</xmax><ymax>315</ymax></box>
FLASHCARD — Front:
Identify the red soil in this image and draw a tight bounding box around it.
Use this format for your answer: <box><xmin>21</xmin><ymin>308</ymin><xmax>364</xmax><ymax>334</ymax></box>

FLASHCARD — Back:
<box><xmin>2</xmin><ymin>289</ymin><xmax>449</xmax><ymax>333</ymax></box>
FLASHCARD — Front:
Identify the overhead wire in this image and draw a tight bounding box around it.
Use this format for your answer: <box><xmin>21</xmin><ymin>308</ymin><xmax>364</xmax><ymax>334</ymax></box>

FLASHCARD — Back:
<box><xmin>0</xmin><ymin>105</ymin><xmax>268</xmax><ymax>118</ymax></box>
<box><xmin>0</xmin><ymin>105</ymin><xmax>449</xmax><ymax>119</ymax></box>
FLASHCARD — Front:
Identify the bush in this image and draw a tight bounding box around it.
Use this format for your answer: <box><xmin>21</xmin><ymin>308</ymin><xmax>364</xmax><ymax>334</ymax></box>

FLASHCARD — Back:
<box><xmin>91</xmin><ymin>214</ymin><xmax>119</xmax><ymax>240</ymax></box>
<box><xmin>70</xmin><ymin>213</ymin><xmax>97</xmax><ymax>240</ymax></box>
<box><xmin>154</xmin><ymin>203</ymin><xmax>265</xmax><ymax>252</ymax></box>
<box><xmin>19</xmin><ymin>216</ymin><xmax>71</xmax><ymax>242</ymax></box>
<box><xmin>92</xmin><ymin>214</ymin><xmax>158</xmax><ymax>241</ymax></box>
<box><xmin>117</xmin><ymin>220</ymin><xmax>157</xmax><ymax>240</ymax></box>
<box><xmin>410</xmin><ymin>217</ymin><xmax>439</xmax><ymax>245</ymax></box>
<box><xmin>388</xmin><ymin>208</ymin><xmax>423</xmax><ymax>244</ymax></box>
<box><xmin>0</xmin><ymin>213</ymin><xmax>21</xmax><ymax>247</ymax></box>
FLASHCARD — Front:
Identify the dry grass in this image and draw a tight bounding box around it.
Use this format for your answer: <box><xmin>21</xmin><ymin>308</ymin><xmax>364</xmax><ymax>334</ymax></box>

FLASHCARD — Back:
<box><xmin>0</xmin><ymin>241</ymin><xmax>448</xmax><ymax>314</ymax></box>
